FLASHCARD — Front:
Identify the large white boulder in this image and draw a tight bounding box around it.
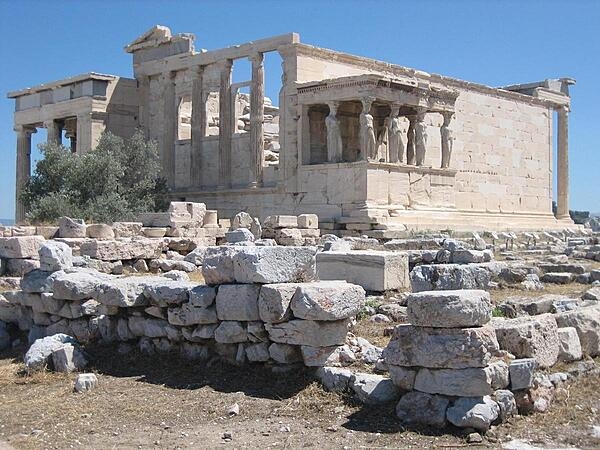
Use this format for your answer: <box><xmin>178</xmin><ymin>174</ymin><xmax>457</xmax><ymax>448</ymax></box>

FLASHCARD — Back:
<box><xmin>201</xmin><ymin>246</ymin><xmax>237</xmax><ymax>284</ymax></box>
<box><xmin>383</xmin><ymin>324</ymin><xmax>500</xmax><ymax>369</ymax></box>
<box><xmin>407</xmin><ymin>289</ymin><xmax>491</xmax><ymax>328</ymax></box>
<box><xmin>24</xmin><ymin>333</ymin><xmax>79</xmax><ymax>371</ymax></box>
<box><xmin>290</xmin><ymin>281</ymin><xmax>365</xmax><ymax>321</ymax></box>
<box><xmin>167</xmin><ymin>304</ymin><xmax>218</xmax><ymax>326</ymax></box>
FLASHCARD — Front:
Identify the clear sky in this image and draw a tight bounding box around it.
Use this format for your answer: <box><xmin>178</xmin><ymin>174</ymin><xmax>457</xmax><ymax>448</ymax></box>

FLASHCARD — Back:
<box><xmin>1</xmin><ymin>0</ymin><xmax>599</xmax><ymax>220</ymax></box>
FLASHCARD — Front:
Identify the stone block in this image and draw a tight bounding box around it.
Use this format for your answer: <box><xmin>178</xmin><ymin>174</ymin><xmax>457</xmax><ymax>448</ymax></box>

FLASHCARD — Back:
<box><xmin>184</xmin><ymin>247</ymin><xmax>209</xmax><ymax>266</ymax></box>
<box><xmin>189</xmin><ymin>285</ymin><xmax>217</xmax><ymax>308</ymax></box>
<box><xmin>451</xmin><ymin>249</ymin><xmax>489</xmax><ymax>264</ymax></box>
<box><xmin>201</xmin><ymin>246</ymin><xmax>237</xmax><ymax>285</ymax></box>
<box><xmin>258</xmin><ymin>283</ymin><xmax>299</xmax><ymax>323</ymax></box>
<box><xmin>7</xmin><ymin>259</ymin><xmax>40</xmax><ymax>277</ymax></box>
<box><xmin>382</xmin><ymin>324</ymin><xmax>499</xmax><ymax>369</ymax></box>
<box><xmin>265</xmin><ymin>319</ymin><xmax>349</xmax><ymax>347</ymax></box>
<box><xmin>86</xmin><ymin>224</ymin><xmax>115</xmax><ymax>239</ymax></box>
<box><xmin>350</xmin><ymin>373</ymin><xmax>401</xmax><ymax>404</ymax></box>
<box><xmin>214</xmin><ymin>321</ymin><xmax>248</xmax><ymax>343</ymax></box>
<box><xmin>232</xmin><ymin>246</ymin><xmax>316</xmax><ymax>284</ymax></box>
<box><xmin>269</xmin><ymin>342</ymin><xmax>302</xmax><ymax>364</ymax></box>
<box><xmin>541</xmin><ymin>272</ymin><xmax>574</xmax><ymax>284</ymax></box>
<box><xmin>231</xmin><ymin>211</ymin><xmax>253</xmax><ymax>229</ymax></box>
<box><xmin>95</xmin><ymin>276</ymin><xmax>160</xmax><ymax>307</ymax></box>
<box><xmin>395</xmin><ymin>391</ymin><xmax>449</xmax><ymax>427</ymax></box>
<box><xmin>74</xmin><ymin>373</ymin><xmax>98</xmax><ymax>393</ymax></box>
<box><xmin>316</xmin><ymin>250</ymin><xmax>409</xmax><ymax>292</ymax></box>
<box><xmin>215</xmin><ymin>284</ymin><xmax>260</xmax><ymax>321</ymax></box>
<box><xmin>493</xmin><ymin>314</ymin><xmax>559</xmax><ymax>368</ymax></box>
<box><xmin>388</xmin><ymin>365</ymin><xmax>417</xmax><ymax>390</ymax></box>
<box><xmin>24</xmin><ymin>333</ymin><xmax>78</xmax><ymax>371</ymax></box>
<box><xmin>315</xmin><ymin>366</ymin><xmax>353</xmax><ymax>392</ymax></box>
<box><xmin>264</xmin><ymin>215</ymin><xmax>298</xmax><ymax>229</ymax></box>
<box><xmin>112</xmin><ymin>222</ymin><xmax>143</xmax><ymax>238</ymax></box>
<box><xmin>446</xmin><ymin>396</ymin><xmax>499</xmax><ymax>431</ymax></box>
<box><xmin>245</xmin><ymin>342</ymin><xmax>270</xmax><ymax>362</ymax></box>
<box><xmin>35</xmin><ymin>226</ymin><xmax>59</xmax><ymax>239</ymax></box>
<box><xmin>297</xmin><ymin>214</ymin><xmax>319</xmax><ymax>229</ymax></box>
<box><xmin>39</xmin><ymin>241</ymin><xmax>73</xmax><ymax>272</ymax></box>
<box><xmin>555</xmin><ymin>305</ymin><xmax>600</xmax><ymax>356</ymax></box>
<box><xmin>509</xmin><ymin>358</ymin><xmax>536</xmax><ymax>390</ymax></box>
<box><xmin>225</xmin><ymin>228</ymin><xmax>255</xmax><ymax>243</ymax></box>
<box><xmin>143</xmin><ymin>280</ymin><xmax>197</xmax><ymax>306</ymax></box>
<box><xmin>557</xmin><ymin>327</ymin><xmax>583</xmax><ymax>362</ymax></box>
<box><xmin>80</xmin><ymin>239</ymin><xmax>166</xmax><ymax>261</ymax></box>
<box><xmin>407</xmin><ymin>289</ymin><xmax>491</xmax><ymax>328</ymax></box>
<box><xmin>58</xmin><ymin>217</ymin><xmax>86</xmax><ymax>238</ymax></box>
<box><xmin>167</xmin><ymin>304</ymin><xmax>218</xmax><ymax>326</ymax></box>
<box><xmin>410</xmin><ymin>264</ymin><xmax>490</xmax><ymax>292</ymax></box>
<box><xmin>493</xmin><ymin>389</ymin><xmax>517</xmax><ymax>422</ymax></box>
<box><xmin>52</xmin><ymin>270</ymin><xmax>111</xmax><ymax>300</ymax></box>
<box><xmin>0</xmin><ymin>236</ymin><xmax>45</xmax><ymax>259</ymax></box>
<box><xmin>290</xmin><ymin>281</ymin><xmax>365</xmax><ymax>321</ymax></box>
<box><xmin>414</xmin><ymin>361</ymin><xmax>509</xmax><ymax>397</ymax></box>
<box><xmin>51</xmin><ymin>343</ymin><xmax>87</xmax><ymax>373</ymax></box>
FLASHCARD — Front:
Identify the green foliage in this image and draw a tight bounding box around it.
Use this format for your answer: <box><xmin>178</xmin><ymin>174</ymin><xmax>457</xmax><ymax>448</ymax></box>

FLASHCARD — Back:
<box><xmin>492</xmin><ymin>306</ymin><xmax>505</xmax><ymax>317</ymax></box>
<box><xmin>21</xmin><ymin>130</ymin><xmax>168</xmax><ymax>224</ymax></box>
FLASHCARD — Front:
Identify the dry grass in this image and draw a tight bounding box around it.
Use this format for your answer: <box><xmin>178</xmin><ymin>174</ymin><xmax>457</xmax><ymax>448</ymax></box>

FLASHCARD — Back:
<box><xmin>490</xmin><ymin>282</ymin><xmax>590</xmax><ymax>304</ymax></box>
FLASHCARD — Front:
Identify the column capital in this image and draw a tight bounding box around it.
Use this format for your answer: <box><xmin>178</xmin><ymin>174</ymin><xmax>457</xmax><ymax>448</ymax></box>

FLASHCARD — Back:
<box><xmin>216</xmin><ymin>59</ymin><xmax>233</xmax><ymax>71</ymax></box>
<box><xmin>249</xmin><ymin>51</ymin><xmax>264</xmax><ymax>65</ymax></box>
<box><xmin>14</xmin><ymin>124</ymin><xmax>36</xmax><ymax>135</ymax></box>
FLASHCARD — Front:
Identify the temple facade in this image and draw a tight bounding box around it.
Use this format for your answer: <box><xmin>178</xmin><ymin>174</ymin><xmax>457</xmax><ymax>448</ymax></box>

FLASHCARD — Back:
<box><xmin>8</xmin><ymin>25</ymin><xmax>576</xmax><ymax>234</ymax></box>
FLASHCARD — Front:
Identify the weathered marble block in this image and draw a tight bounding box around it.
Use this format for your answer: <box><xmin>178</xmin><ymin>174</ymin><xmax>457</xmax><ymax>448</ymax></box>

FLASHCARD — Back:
<box><xmin>410</xmin><ymin>263</ymin><xmax>490</xmax><ymax>292</ymax></box>
<box><xmin>316</xmin><ymin>250</ymin><xmax>409</xmax><ymax>292</ymax></box>
<box><xmin>382</xmin><ymin>324</ymin><xmax>499</xmax><ymax>369</ymax></box>
<box><xmin>407</xmin><ymin>289</ymin><xmax>491</xmax><ymax>328</ymax></box>
<box><xmin>215</xmin><ymin>284</ymin><xmax>261</xmax><ymax>321</ymax></box>
<box><xmin>258</xmin><ymin>283</ymin><xmax>299</xmax><ymax>323</ymax></box>
<box><xmin>0</xmin><ymin>236</ymin><xmax>45</xmax><ymax>259</ymax></box>
<box><xmin>232</xmin><ymin>246</ymin><xmax>316</xmax><ymax>284</ymax></box>
<box><xmin>290</xmin><ymin>281</ymin><xmax>365</xmax><ymax>321</ymax></box>
<box><xmin>79</xmin><ymin>239</ymin><xmax>166</xmax><ymax>261</ymax></box>
<box><xmin>39</xmin><ymin>241</ymin><xmax>73</xmax><ymax>272</ymax></box>
<box><xmin>265</xmin><ymin>319</ymin><xmax>349</xmax><ymax>347</ymax></box>
<box><xmin>555</xmin><ymin>305</ymin><xmax>600</xmax><ymax>357</ymax></box>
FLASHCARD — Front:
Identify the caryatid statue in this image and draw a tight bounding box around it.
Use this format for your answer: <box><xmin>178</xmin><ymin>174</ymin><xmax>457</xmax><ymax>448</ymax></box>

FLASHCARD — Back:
<box><xmin>440</xmin><ymin>111</ymin><xmax>454</xmax><ymax>169</ymax></box>
<box><xmin>359</xmin><ymin>97</ymin><xmax>377</xmax><ymax>161</ymax></box>
<box><xmin>388</xmin><ymin>105</ymin><xmax>405</xmax><ymax>163</ymax></box>
<box><xmin>326</xmin><ymin>101</ymin><xmax>343</xmax><ymax>163</ymax></box>
<box><xmin>414</xmin><ymin>108</ymin><xmax>428</xmax><ymax>166</ymax></box>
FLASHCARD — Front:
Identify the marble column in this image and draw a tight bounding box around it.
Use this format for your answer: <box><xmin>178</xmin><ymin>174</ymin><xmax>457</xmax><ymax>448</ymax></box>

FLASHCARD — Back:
<box><xmin>162</xmin><ymin>71</ymin><xmax>177</xmax><ymax>185</ymax></box>
<box><xmin>76</xmin><ymin>112</ymin><xmax>105</xmax><ymax>154</ymax></box>
<box><xmin>138</xmin><ymin>75</ymin><xmax>150</xmax><ymax>134</ymax></box>
<box><xmin>406</xmin><ymin>115</ymin><xmax>416</xmax><ymax>165</ymax></box>
<box><xmin>14</xmin><ymin>125</ymin><xmax>36</xmax><ymax>223</ymax></box>
<box><xmin>249</xmin><ymin>52</ymin><xmax>265</xmax><ymax>187</ymax></box>
<box><xmin>556</xmin><ymin>105</ymin><xmax>570</xmax><ymax>219</ymax></box>
<box><xmin>44</xmin><ymin>119</ymin><xmax>62</xmax><ymax>145</ymax></box>
<box><xmin>218</xmin><ymin>60</ymin><xmax>233</xmax><ymax>189</ymax></box>
<box><xmin>190</xmin><ymin>65</ymin><xmax>205</xmax><ymax>187</ymax></box>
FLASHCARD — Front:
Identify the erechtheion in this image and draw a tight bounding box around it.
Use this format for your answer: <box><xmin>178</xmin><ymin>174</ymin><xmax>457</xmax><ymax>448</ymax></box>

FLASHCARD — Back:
<box><xmin>8</xmin><ymin>25</ymin><xmax>576</xmax><ymax>233</ymax></box>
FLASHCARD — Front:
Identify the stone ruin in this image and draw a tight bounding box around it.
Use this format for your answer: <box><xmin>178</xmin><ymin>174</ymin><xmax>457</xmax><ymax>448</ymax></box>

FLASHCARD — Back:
<box><xmin>1</xmin><ymin>201</ymin><xmax>600</xmax><ymax>440</ymax></box>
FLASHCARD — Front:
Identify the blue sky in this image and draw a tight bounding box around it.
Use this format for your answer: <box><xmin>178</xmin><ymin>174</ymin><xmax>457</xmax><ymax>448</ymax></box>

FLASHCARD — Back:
<box><xmin>1</xmin><ymin>0</ymin><xmax>599</xmax><ymax>220</ymax></box>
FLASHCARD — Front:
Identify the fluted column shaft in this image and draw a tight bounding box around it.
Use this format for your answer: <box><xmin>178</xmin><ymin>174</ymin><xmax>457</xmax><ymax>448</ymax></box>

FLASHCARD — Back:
<box><xmin>218</xmin><ymin>60</ymin><xmax>233</xmax><ymax>189</ymax></box>
<box><xmin>249</xmin><ymin>52</ymin><xmax>265</xmax><ymax>187</ymax></box>
<box><xmin>15</xmin><ymin>125</ymin><xmax>36</xmax><ymax>223</ymax></box>
<box><xmin>556</xmin><ymin>105</ymin><xmax>570</xmax><ymax>219</ymax></box>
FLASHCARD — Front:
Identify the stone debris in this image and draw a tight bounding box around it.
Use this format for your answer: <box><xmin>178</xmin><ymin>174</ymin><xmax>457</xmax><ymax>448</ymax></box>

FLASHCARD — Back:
<box><xmin>74</xmin><ymin>373</ymin><xmax>98</xmax><ymax>393</ymax></box>
<box><xmin>24</xmin><ymin>333</ymin><xmax>85</xmax><ymax>372</ymax></box>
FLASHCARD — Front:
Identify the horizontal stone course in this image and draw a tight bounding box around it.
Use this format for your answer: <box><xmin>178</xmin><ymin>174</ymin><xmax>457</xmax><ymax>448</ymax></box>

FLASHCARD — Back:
<box><xmin>407</xmin><ymin>289</ymin><xmax>491</xmax><ymax>328</ymax></box>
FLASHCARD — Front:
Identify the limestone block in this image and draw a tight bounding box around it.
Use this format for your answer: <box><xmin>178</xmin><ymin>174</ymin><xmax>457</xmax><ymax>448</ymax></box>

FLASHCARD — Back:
<box><xmin>493</xmin><ymin>314</ymin><xmax>559</xmax><ymax>368</ymax></box>
<box><xmin>297</xmin><ymin>214</ymin><xmax>318</xmax><ymax>229</ymax></box>
<box><xmin>300</xmin><ymin>344</ymin><xmax>355</xmax><ymax>367</ymax></box>
<box><xmin>382</xmin><ymin>324</ymin><xmax>499</xmax><ymax>369</ymax></box>
<box><xmin>264</xmin><ymin>215</ymin><xmax>298</xmax><ymax>229</ymax></box>
<box><xmin>143</xmin><ymin>318</ymin><xmax>169</xmax><ymax>338</ymax></box>
<box><xmin>0</xmin><ymin>236</ymin><xmax>45</xmax><ymax>259</ymax></box>
<box><xmin>410</xmin><ymin>264</ymin><xmax>491</xmax><ymax>292</ymax></box>
<box><xmin>7</xmin><ymin>259</ymin><xmax>40</xmax><ymax>277</ymax></box>
<box><xmin>446</xmin><ymin>396</ymin><xmax>500</xmax><ymax>432</ymax></box>
<box><xmin>290</xmin><ymin>281</ymin><xmax>365</xmax><ymax>321</ymax></box>
<box><xmin>557</xmin><ymin>327</ymin><xmax>583</xmax><ymax>362</ymax></box>
<box><xmin>451</xmin><ymin>250</ymin><xmax>489</xmax><ymax>264</ymax></box>
<box><xmin>188</xmin><ymin>285</ymin><xmax>216</xmax><ymax>308</ymax></box>
<box><xmin>555</xmin><ymin>305</ymin><xmax>600</xmax><ymax>356</ymax></box>
<box><xmin>315</xmin><ymin>366</ymin><xmax>353</xmax><ymax>392</ymax></box>
<box><xmin>39</xmin><ymin>241</ymin><xmax>73</xmax><ymax>272</ymax></box>
<box><xmin>167</xmin><ymin>304</ymin><xmax>218</xmax><ymax>326</ymax></box>
<box><xmin>414</xmin><ymin>361</ymin><xmax>509</xmax><ymax>397</ymax></box>
<box><xmin>493</xmin><ymin>389</ymin><xmax>518</xmax><ymax>422</ymax></box>
<box><xmin>51</xmin><ymin>343</ymin><xmax>88</xmax><ymax>373</ymax></box>
<box><xmin>214</xmin><ymin>321</ymin><xmax>248</xmax><ymax>343</ymax></box>
<box><xmin>388</xmin><ymin>365</ymin><xmax>417</xmax><ymax>391</ymax></box>
<box><xmin>231</xmin><ymin>211</ymin><xmax>253</xmax><ymax>229</ymax></box>
<box><xmin>184</xmin><ymin>247</ymin><xmax>209</xmax><ymax>266</ymax></box>
<box><xmin>258</xmin><ymin>283</ymin><xmax>299</xmax><ymax>323</ymax></box>
<box><xmin>245</xmin><ymin>342</ymin><xmax>270</xmax><ymax>362</ymax></box>
<box><xmin>52</xmin><ymin>270</ymin><xmax>112</xmax><ymax>300</ymax></box>
<box><xmin>95</xmin><ymin>276</ymin><xmax>161</xmax><ymax>307</ymax></box>
<box><xmin>225</xmin><ymin>228</ymin><xmax>255</xmax><ymax>243</ymax></box>
<box><xmin>268</xmin><ymin>342</ymin><xmax>302</xmax><ymax>364</ymax></box>
<box><xmin>541</xmin><ymin>272</ymin><xmax>574</xmax><ymax>284</ymax></box>
<box><xmin>232</xmin><ymin>246</ymin><xmax>316</xmax><ymax>284</ymax></box>
<box><xmin>407</xmin><ymin>289</ymin><xmax>492</xmax><ymax>328</ymax></box>
<box><xmin>265</xmin><ymin>319</ymin><xmax>349</xmax><ymax>347</ymax></box>
<box><xmin>316</xmin><ymin>250</ymin><xmax>409</xmax><ymax>292</ymax></box>
<box><xmin>148</xmin><ymin>259</ymin><xmax>196</xmax><ymax>272</ymax></box>
<box><xmin>274</xmin><ymin>228</ymin><xmax>303</xmax><ymax>246</ymax></box>
<box><xmin>538</xmin><ymin>263</ymin><xmax>586</xmax><ymax>274</ymax></box>
<box><xmin>112</xmin><ymin>222</ymin><xmax>143</xmax><ymax>238</ymax></box>
<box><xmin>58</xmin><ymin>217</ymin><xmax>86</xmax><ymax>238</ymax></box>
<box><xmin>395</xmin><ymin>391</ymin><xmax>449</xmax><ymax>427</ymax></box>
<box><xmin>201</xmin><ymin>246</ymin><xmax>237</xmax><ymax>285</ymax></box>
<box><xmin>215</xmin><ymin>284</ymin><xmax>260</xmax><ymax>321</ymax></box>
<box><xmin>80</xmin><ymin>239</ymin><xmax>166</xmax><ymax>261</ymax></box>
<box><xmin>350</xmin><ymin>373</ymin><xmax>401</xmax><ymax>405</ymax></box>
<box><xmin>74</xmin><ymin>373</ymin><xmax>98</xmax><ymax>393</ymax></box>
<box><xmin>24</xmin><ymin>333</ymin><xmax>78</xmax><ymax>371</ymax></box>
<box><xmin>143</xmin><ymin>280</ymin><xmax>197</xmax><ymax>307</ymax></box>
<box><xmin>509</xmin><ymin>358</ymin><xmax>536</xmax><ymax>390</ymax></box>
<box><xmin>10</xmin><ymin>226</ymin><xmax>36</xmax><ymax>236</ymax></box>
<box><xmin>86</xmin><ymin>224</ymin><xmax>115</xmax><ymax>239</ymax></box>
<box><xmin>35</xmin><ymin>226</ymin><xmax>59</xmax><ymax>239</ymax></box>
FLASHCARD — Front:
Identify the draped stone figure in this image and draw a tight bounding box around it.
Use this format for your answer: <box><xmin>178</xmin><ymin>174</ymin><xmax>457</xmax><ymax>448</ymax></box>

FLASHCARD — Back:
<box><xmin>388</xmin><ymin>105</ymin><xmax>405</xmax><ymax>163</ymax></box>
<box><xmin>376</xmin><ymin>117</ymin><xmax>389</xmax><ymax>162</ymax></box>
<box><xmin>326</xmin><ymin>101</ymin><xmax>343</xmax><ymax>163</ymax></box>
<box><xmin>360</xmin><ymin>97</ymin><xmax>377</xmax><ymax>160</ymax></box>
<box><xmin>406</xmin><ymin>116</ymin><xmax>416</xmax><ymax>165</ymax></box>
<box><xmin>440</xmin><ymin>111</ymin><xmax>454</xmax><ymax>169</ymax></box>
<box><xmin>414</xmin><ymin>110</ymin><xmax>428</xmax><ymax>166</ymax></box>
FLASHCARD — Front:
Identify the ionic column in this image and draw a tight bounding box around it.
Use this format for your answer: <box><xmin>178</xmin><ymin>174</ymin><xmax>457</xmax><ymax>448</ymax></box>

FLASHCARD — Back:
<box><xmin>14</xmin><ymin>125</ymin><xmax>36</xmax><ymax>223</ymax></box>
<box><xmin>190</xmin><ymin>65</ymin><xmax>205</xmax><ymax>187</ymax></box>
<box><xmin>44</xmin><ymin>119</ymin><xmax>62</xmax><ymax>145</ymax></box>
<box><xmin>218</xmin><ymin>59</ymin><xmax>233</xmax><ymax>189</ymax></box>
<box><xmin>162</xmin><ymin>71</ymin><xmax>178</xmax><ymax>185</ymax></box>
<box><xmin>406</xmin><ymin>115</ymin><xmax>416</xmax><ymax>165</ymax></box>
<box><xmin>249</xmin><ymin>52</ymin><xmax>265</xmax><ymax>187</ymax></box>
<box><xmin>556</xmin><ymin>105</ymin><xmax>570</xmax><ymax>219</ymax></box>
<box><xmin>76</xmin><ymin>112</ymin><xmax>92</xmax><ymax>153</ymax></box>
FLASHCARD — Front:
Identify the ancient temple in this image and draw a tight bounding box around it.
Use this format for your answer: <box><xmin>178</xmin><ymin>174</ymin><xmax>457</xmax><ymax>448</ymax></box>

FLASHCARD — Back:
<box><xmin>8</xmin><ymin>25</ymin><xmax>576</xmax><ymax>233</ymax></box>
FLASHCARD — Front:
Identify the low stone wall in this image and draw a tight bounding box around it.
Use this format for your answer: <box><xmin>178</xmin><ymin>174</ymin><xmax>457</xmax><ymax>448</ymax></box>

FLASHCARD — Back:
<box><xmin>0</xmin><ymin>243</ymin><xmax>366</xmax><ymax>367</ymax></box>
